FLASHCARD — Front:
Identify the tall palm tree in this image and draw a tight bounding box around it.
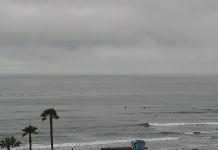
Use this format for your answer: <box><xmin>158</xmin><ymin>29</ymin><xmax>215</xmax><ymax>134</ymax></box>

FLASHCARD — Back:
<box><xmin>0</xmin><ymin>137</ymin><xmax>21</xmax><ymax>150</ymax></box>
<box><xmin>22</xmin><ymin>125</ymin><xmax>39</xmax><ymax>150</ymax></box>
<box><xmin>40</xmin><ymin>108</ymin><xmax>59</xmax><ymax>150</ymax></box>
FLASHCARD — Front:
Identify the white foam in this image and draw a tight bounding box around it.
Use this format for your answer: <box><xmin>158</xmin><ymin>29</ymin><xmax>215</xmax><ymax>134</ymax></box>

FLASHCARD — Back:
<box><xmin>16</xmin><ymin>137</ymin><xmax>179</xmax><ymax>149</ymax></box>
<box><xmin>150</xmin><ymin>122</ymin><xmax>218</xmax><ymax>126</ymax></box>
<box><xmin>186</xmin><ymin>144</ymin><xmax>208</xmax><ymax>148</ymax></box>
<box><xmin>157</xmin><ymin>144</ymin><xmax>209</xmax><ymax>150</ymax></box>
<box><xmin>186</xmin><ymin>132</ymin><xmax>194</xmax><ymax>135</ymax></box>
<box><xmin>144</xmin><ymin>137</ymin><xmax>179</xmax><ymax>141</ymax></box>
<box><xmin>185</xmin><ymin>131</ymin><xmax>217</xmax><ymax>134</ymax></box>
<box><xmin>200</xmin><ymin>131</ymin><xmax>212</xmax><ymax>134</ymax></box>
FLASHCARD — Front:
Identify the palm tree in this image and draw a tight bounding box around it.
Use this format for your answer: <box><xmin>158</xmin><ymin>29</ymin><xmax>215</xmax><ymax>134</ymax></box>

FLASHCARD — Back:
<box><xmin>22</xmin><ymin>125</ymin><xmax>39</xmax><ymax>150</ymax></box>
<box><xmin>40</xmin><ymin>108</ymin><xmax>59</xmax><ymax>150</ymax></box>
<box><xmin>0</xmin><ymin>137</ymin><xmax>21</xmax><ymax>150</ymax></box>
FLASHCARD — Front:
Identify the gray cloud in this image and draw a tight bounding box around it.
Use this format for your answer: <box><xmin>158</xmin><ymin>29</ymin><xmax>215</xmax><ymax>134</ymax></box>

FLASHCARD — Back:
<box><xmin>0</xmin><ymin>0</ymin><xmax>218</xmax><ymax>74</ymax></box>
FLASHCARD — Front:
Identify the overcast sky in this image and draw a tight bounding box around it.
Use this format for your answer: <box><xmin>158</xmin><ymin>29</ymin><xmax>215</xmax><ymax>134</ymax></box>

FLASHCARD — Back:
<box><xmin>0</xmin><ymin>0</ymin><xmax>218</xmax><ymax>75</ymax></box>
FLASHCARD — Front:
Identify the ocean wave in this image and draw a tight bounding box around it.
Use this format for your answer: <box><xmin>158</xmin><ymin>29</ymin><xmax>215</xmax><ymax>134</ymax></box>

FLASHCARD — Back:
<box><xmin>150</xmin><ymin>122</ymin><xmax>218</xmax><ymax>126</ymax></box>
<box><xmin>157</xmin><ymin>144</ymin><xmax>209</xmax><ymax>150</ymax></box>
<box><xmin>185</xmin><ymin>130</ymin><xmax>218</xmax><ymax>135</ymax></box>
<box><xmin>159</xmin><ymin>111</ymin><xmax>205</xmax><ymax>114</ymax></box>
<box><xmin>14</xmin><ymin>137</ymin><xmax>179</xmax><ymax>149</ymax></box>
<box><xmin>186</xmin><ymin>132</ymin><xmax>210</xmax><ymax>135</ymax></box>
<box><xmin>160</xmin><ymin>132</ymin><xmax>180</xmax><ymax>135</ymax></box>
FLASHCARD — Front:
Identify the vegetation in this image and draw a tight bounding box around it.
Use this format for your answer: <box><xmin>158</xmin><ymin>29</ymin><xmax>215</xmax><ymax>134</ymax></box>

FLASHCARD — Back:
<box><xmin>41</xmin><ymin>108</ymin><xmax>59</xmax><ymax>150</ymax></box>
<box><xmin>22</xmin><ymin>125</ymin><xmax>39</xmax><ymax>150</ymax></box>
<box><xmin>0</xmin><ymin>108</ymin><xmax>59</xmax><ymax>150</ymax></box>
<box><xmin>0</xmin><ymin>137</ymin><xmax>21</xmax><ymax>150</ymax></box>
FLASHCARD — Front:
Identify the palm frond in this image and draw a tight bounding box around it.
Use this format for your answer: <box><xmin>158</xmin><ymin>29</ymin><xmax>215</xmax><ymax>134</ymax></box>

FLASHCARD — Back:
<box><xmin>41</xmin><ymin>108</ymin><xmax>59</xmax><ymax>120</ymax></box>
<box><xmin>22</xmin><ymin>125</ymin><xmax>39</xmax><ymax>136</ymax></box>
<box><xmin>41</xmin><ymin>112</ymin><xmax>47</xmax><ymax>121</ymax></box>
<box><xmin>0</xmin><ymin>137</ymin><xmax>21</xmax><ymax>148</ymax></box>
<box><xmin>0</xmin><ymin>140</ymin><xmax>6</xmax><ymax>148</ymax></box>
<box><xmin>10</xmin><ymin>136</ymin><xmax>15</xmax><ymax>146</ymax></box>
<box><xmin>13</xmin><ymin>141</ymin><xmax>21</xmax><ymax>148</ymax></box>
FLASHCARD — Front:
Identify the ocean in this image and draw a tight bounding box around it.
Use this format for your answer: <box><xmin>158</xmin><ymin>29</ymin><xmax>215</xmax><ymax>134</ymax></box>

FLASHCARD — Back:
<box><xmin>0</xmin><ymin>75</ymin><xmax>218</xmax><ymax>150</ymax></box>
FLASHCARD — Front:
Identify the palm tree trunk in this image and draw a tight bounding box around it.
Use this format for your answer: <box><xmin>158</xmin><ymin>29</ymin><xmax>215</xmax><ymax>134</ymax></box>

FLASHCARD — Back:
<box><xmin>29</xmin><ymin>133</ymin><xmax>32</xmax><ymax>150</ymax></box>
<box><xmin>50</xmin><ymin>115</ymin><xmax>53</xmax><ymax>150</ymax></box>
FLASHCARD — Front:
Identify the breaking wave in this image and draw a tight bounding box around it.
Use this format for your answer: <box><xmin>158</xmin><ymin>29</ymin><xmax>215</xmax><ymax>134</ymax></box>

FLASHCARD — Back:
<box><xmin>16</xmin><ymin>137</ymin><xmax>179</xmax><ymax>149</ymax></box>
<box><xmin>150</xmin><ymin>122</ymin><xmax>218</xmax><ymax>126</ymax></box>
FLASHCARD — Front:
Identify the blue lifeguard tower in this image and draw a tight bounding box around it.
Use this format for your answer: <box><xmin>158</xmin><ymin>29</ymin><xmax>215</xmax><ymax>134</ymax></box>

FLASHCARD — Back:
<box><xmin>131</xmin><ymin>140</ymin><xmax>145</xmax><ymax>150</ymax></box>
